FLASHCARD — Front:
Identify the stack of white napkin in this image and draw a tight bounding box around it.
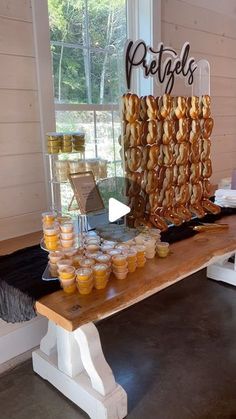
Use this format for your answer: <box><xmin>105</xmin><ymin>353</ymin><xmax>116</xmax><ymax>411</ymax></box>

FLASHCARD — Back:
<box><xmin>215</xmin><ymin>189</ymin><xmax>236</xmax><ymax>208</ymax></box>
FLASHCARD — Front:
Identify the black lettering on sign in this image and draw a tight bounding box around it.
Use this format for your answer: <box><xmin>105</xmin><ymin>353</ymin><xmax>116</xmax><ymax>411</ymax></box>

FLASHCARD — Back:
<box><xmin>124</xmin><ymin>40</ymin><xmax>197</xmax><ymax>94</ymax></box>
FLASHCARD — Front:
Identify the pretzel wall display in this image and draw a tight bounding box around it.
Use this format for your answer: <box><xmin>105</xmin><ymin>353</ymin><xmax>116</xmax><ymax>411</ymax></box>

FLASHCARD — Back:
<box><xmin>121</xmin><ymin>93</ymin><xmax>220</xmax><ymax>231</ymax></box>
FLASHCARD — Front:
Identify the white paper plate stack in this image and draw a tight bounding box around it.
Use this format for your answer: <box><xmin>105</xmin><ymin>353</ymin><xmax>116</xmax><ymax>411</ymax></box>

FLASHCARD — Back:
<box><xmin>215</xmin><ymin>189</ymin><xmax>236</xmax><ymax>208</ymax></box>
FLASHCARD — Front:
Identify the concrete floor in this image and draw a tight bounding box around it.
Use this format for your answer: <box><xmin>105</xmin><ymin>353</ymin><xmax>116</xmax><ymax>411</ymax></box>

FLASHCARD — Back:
<box><xmin>1</xmin><ymin>269</ymin><xmax>236</xmax><ymax>419</ymax></box>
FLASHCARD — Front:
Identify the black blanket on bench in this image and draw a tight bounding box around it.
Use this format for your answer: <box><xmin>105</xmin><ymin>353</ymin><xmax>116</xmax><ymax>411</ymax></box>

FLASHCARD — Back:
<box><xmin>0</xmin><ymin>245</ymin><xmax>60</xmax><ymax>323</ymax></box>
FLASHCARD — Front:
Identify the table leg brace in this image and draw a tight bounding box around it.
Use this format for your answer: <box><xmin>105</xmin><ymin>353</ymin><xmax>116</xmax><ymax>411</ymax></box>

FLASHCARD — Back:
<box><xmin>32</xmin><ymin>321</ymin><xmax>127</xmax><ymax>419</ymax></box>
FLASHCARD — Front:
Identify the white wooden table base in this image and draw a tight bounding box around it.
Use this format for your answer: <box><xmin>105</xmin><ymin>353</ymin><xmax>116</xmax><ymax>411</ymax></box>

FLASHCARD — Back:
<box><xmin>207</xmin><ymin>251</ymin><xmax>236</xmax><ymax>286</ymax></box>
<box><xmin>32</xmin><ymin>321</ymin><xmax>127</xmax><ymax>419</ymax></box>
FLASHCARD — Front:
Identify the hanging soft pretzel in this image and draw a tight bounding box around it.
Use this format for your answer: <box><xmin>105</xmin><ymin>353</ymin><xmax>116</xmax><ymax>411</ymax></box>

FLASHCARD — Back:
<box><xmin>160</xmin><ymin>94</ymin><xmax>172</xmax><ymax>119</ymax></box>
<box><xmin>130</xmin><ymin>194</ymin><xmax>146</xmax><ymax>218</ymax></box>
<box><xmin>189</xmin><ymin>182</ymin><xmax>206</xmax><ymax>218</ymax></box>
<box><xmin>140</xmin><ymin>121</ymin><xmax>148</xmax><ymax>146</ymax></box>
<box><xmin>140</xmin><ymin>96</ymin><xmax>148</xmax><ymax>121</ymax></box>
<box><xmin>124</xmin><ymin>93</ymin><xmax>140</xmax><ymax>123</ymax></box>
<box><xmin>146</xmin><ymin>95</ymin><xmax>158</xmax><ymax>120</ymax></box>
<box><xmin>146</xmin><ymin>169</ymin><xmax>158</xmax><ymax>194</ymax></box>
<box><xmin>163</xmin><ymin>120</ymin><xmax>174</xmax><ymax>144</ymax></box>
<box><xmin>147</xmin><ymin>144</ymin><xmax>160</xmax><ymax>170</ymax></box>
<box><xmin>130</xmin><ymin>121</ymin><xmax>142</xmax><ymax>146</ymax></box>
<box><xmin>175</xmin><ymin>142</ymin><xmax>189</xmax><ymax>165</ymax></box>
<box><xmin>190</xmin><ymin>96</ymin><xmax>200</xmax><ymax>119</ymax></box>
<box><xmin>201</xmin><ymin>95</ymin><xmax>211</xmax><ymax>119</ymax></box>
<box><xmin>201</xmin><ymin>118</ymin><xmax>214</xmax><ymax>139</ymax></box>
<box><xmin>147</xmin><ymin>120</ymin><xmax>157</xmax><ymax>144</ymax></box>
<box><xmin>177</xmin><ymin>165</ymin><xmax>189</xmax><ymax>186</ymax></box>
<box><xmin>176</xmin><ymin>118</ymin><xmax>188</xmax><ymax>143</ymax></box>
<box><xmin>190</xmin><ymin>140</ymin><xmax>201</xmax><ymax>163</ymax></box>
<box><xmin>126</xmin><ymin>147</ymin><xmax>142</xmax><ymax>172</ymax></box>
<box><xmin>141</xmin><ymin>146</ymin><xmax>149</xmax><ymax>170</ymax></box>
<box><xmin>202</xmin><ymin>158</ymin><xmax>212</xmax><ymax>178</ymax></box>
<box><xmin>190</xmin><ymin>120</ymin><xmax>201</xmax><ymax>142</ymax></box>
<box><xmin>174</xmin><ymin>96</ymin><xmax>186</xmax><ymax>119</ymax></box>
<box><xmin>149</xmin><ymin>213</ymin><xmax>168</xmax><ymax>231</ymax></box>
<box><xmin>202</xmin><ymin>179</ymin><xmax>211</xmax><ymax>198</ymax></box>
<box><xmin>163</xmin><ymin>144</ymin><xmax>174</xmax><ymax>166</ymax></box>
<box><xmin>127</xmin><ymin>172</ymin><xmax>143</xmax><ymax>197</ymax></box>
<box><xmin>162</xmin><ymin>167</ymin><xmax>174</xmax><ymax>190</ymax></box>
<box><xmin>190</xmin><ymin>162</ymin><xmax>201</xmax><ymax>184</ymax></box>
<box><xmin>201</xmin><ymin>138</ymin><xmax>211</xmax><ymax>161</ymax></box>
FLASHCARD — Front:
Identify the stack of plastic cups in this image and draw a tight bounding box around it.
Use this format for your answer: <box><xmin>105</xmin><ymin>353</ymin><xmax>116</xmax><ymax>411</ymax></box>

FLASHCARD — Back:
<box><xmin>43</xmin><ymin>224</ymin><xmax>60</xmax><ymax>251</ymax></box>
<box><xmin>58</xmin><ymin>266</ymin><xmax>76</xmax><ymax>294</ymax></box>
<box><xmin>112</xmin><ymin>254</ymin><xmax>128</xmax><ymax>280</ymax></box>
<box><xmin>76</xmin><ymin>268</ymin><xmax>93</xmax><ymax>295</ymax></box>
<box><xmin>62</xmin><ymin>134</ymin><xmax>72</xmax><ymax>153</ymax></box>
<box><xmin>93</xmin><ymin>264</ymin><xmax>109</xmax><ymax>289</ymax></box>
<box><xmin>143</xmin><ymin>238</ymin><xmax>156</xmax><ymax>259</ymax></box>
<box><xmin>79</xmin><ymin>258</ymin><xmax>96</xmax><ymax>269</ymax></box>
<box><xmin>135</xmin><ymin>245</ymin><xmax>146</xmax><ymax>267</ymax></box>
<box><xmin>48</xmin><ymin>251</ymin><xmax>63</xmax><ymax>277</ymax></box>
<box><xmin>95</xmin><ymin>254</ymin><xmax>111</xmax><ymax>278</ymax></box>
<box><xmin>73</xmin><ymin>254</ymin><xmax>84</xmax><ymax>269</ymax></box>
<box><xmin>126</xmin><ymin>250</ymin><xmax>137</xmax><ymax>273</ymax></box>
<box><xmin>60</xmin><ymin>221</ymin><xmax>74</xmax><ymax>249</ymax></box>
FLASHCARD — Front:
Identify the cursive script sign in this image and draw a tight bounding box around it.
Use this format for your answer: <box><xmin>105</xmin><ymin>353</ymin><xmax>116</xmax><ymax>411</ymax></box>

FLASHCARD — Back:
<box><xmin>125</xmin><ymin>39</ymin><xmax>197</xmax><ymax>94</ymax></box>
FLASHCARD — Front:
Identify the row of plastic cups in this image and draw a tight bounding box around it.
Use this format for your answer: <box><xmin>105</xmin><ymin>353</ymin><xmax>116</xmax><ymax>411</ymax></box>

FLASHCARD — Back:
<box><xmin>135</xmin><ymin>245</ymin><xmax>147</xmax><ymax>267</ymax></box>
<box><xmin>58</xmin><ymin>266</ymin><xmax>77</xmax><ymax>294</ymax></box>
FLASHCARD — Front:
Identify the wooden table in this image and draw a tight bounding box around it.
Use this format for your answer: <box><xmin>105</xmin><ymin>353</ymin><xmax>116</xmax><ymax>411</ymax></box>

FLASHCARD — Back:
<box><xmin>33</xmin><ymin>216</ymin><xmax>236</xmax><ymax>419</ymax></box>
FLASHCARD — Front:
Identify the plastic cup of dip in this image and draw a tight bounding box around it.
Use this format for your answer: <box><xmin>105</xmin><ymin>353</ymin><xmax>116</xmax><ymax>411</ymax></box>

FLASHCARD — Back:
<box><xmin>42</xmin><ymin>211</ymin><xmax>57</xmax><ymax>224</ymax></box>
<box><xmin>134</xmin><ymin>245</ymin><xmax>146</xmax><ymax>258</ymax></box>
<box><xmin>86</xmin><ymin>244</ymin><xmax>100</xmax><ymax>253</ymax></box>
<box><xmin>61</xmin><ymin>238</ymin><xmax>74</xmax><ymax>248</ymax></box>
<box><xmin>57</xmin><ymin>259</ymin><xmax>73</xmax><ymax>270</ymax></box>
<box><xmin>95</xmin><ymin>254</ymin><xmax>111</xmax><ymax>265</ymax></box>
<box><xmin>48</xmin><ymin>251</ymin><xmax>63</xmax><ymax>264</ymax></box>
<box><xmin>60</xmin><ymin>231</ymin><xmax>74</xmax><ymax>240</ymax></box>
<box><xmin>79</xmin><ymin>258</ymin><xmax>96</xmax><ymax>269</ymax></box>
<box><xmin>58</xmin><ymin>266</ymin><xmax>75</xmax><ymax>279</ymax></box>
<box><xmin>112</xmin><ymin>254</ymin><xmax>127</xmax><ymax>267</ymax></box>
<box><xmin>76</xmin><ymin>268</ymin><xmax>93</xmax><ymax>282</ymax></box>
<box><xmin>156</xmin><ymin>242</ymin><xmax>170</xmax><ymax>258</ymax></box>
<box><xmin>60</xmin><ymin>222</ymin><xmax>74</xmax><ymax>233</ymax></box>
<box><xmin>113</xmin><ymin>269</ymin><xmax>128</xmax><ymax>280</ymax></box>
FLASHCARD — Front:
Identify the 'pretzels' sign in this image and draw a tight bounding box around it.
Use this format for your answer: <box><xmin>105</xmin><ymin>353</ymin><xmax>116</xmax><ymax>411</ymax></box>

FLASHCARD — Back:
<box><xmin>124</xmin><ymin>40</ymin><xmax>197</xmax><ymax>94</ymax></box>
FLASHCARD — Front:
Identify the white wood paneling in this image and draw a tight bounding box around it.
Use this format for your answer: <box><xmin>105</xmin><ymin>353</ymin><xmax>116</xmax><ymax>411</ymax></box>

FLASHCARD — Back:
<box><xmin>0</xmin><ymin>182</ymin><xmax>47</xmax><ymax>219</ymax></box>
<box><xmin>0</xmin><ymin>17</ymin><xmax>34</xmax><ymax>56</ymax></box>
<box><xmin>0</xmin><ymin>55</ymin><xmax>37</xmax><ymax>90</ymax></box>
<box><xmin>0</xmin><ymin>90</ymin><xmax>39</xmax><ymax>123</ymax></box>
<box><xmin>0</xmin><ymin>211</ymin><xmax>44</xmax><ymax>241</ymax></box>
<box><xmin>0</xmin><ymin>122</ymin><xmax>42</xmax><ymax>156</ymax></box>
<box><xmin>0</xmin><ymin>154</ymin><xmax>45</xmax><ymax>187</ymax></box>
<box><xmin>0</xmin><ymin>0</ymin><xmax>32</xmax><ymax>21</ymax></box>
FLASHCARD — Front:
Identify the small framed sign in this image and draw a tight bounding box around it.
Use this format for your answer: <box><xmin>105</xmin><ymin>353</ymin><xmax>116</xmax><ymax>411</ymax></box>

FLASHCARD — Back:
<box><xmin>69</xmin><ymin>171</ymin><xmax>104</xmax><ymax>214</ymax></box>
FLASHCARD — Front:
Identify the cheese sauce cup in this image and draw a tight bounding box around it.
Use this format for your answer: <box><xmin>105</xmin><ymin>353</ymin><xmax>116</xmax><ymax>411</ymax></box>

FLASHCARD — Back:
<box><xmin>156</xmin><ymin>242</ymin><xmax>170</xmax><ymax>258</ymax></box>
<box><xmin>79</xmin><ymin>258</ymin><xmax>96</xmax><ymax>269</ymax></box>
<box><xmin>58</xmin><ymin>266</ymin><xmax>75</xmax><ymax>280</ymax></box>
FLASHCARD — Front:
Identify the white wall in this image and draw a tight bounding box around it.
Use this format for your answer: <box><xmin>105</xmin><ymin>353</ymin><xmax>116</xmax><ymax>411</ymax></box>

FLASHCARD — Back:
<box><xmin>0</xmin><ymin>0</ymin><xmax>48</xmax><ymax>241</ymax></box>
<box><xmin>161</xmin><ymin>0</ymin><xmax>236</xmax><ymax>184</ymax></box>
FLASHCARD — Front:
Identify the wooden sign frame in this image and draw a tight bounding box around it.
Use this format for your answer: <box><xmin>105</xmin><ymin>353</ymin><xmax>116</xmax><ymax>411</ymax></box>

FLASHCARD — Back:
<box><xmin>68</xmin><ymin>171</ymin><xmax>104</xmax><ymax>214</ymax></box>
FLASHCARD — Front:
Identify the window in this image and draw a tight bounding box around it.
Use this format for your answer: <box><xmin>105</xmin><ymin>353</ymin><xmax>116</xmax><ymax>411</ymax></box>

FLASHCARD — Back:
<box><xmin>47</xmin><ymin>0</ymin><xmax>127</xmax><ymax>211</ymax></box>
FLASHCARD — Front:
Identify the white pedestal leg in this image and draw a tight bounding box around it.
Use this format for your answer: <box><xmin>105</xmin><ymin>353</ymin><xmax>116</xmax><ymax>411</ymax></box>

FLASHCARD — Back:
<box><xmin>32</xmin><ymin>321</ymin><xmax>127</xmax><ymax>419</ymax></box>
<box><xmin>207</xmin><ymin>251</ymin><xmax>236</xmax><ymax>286</ymax></box>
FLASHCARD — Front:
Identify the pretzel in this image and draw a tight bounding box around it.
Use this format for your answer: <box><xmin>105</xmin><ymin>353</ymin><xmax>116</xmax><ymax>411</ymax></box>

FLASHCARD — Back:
<box><xmin>163</xmin><ymin>120</ymin><xmax>174</xmax><ymax>144</ymax></box>
<box><xmin>201</xmin><ymin>118</ymin><xmax>214</xmax><ymax>139</ymax></box>
<box><xmin>202</xmin><ymin>158</ymin><xmax>212</xmax><ymax>178</ymax></box>
<box><xmin>201</xmin><ymin>138</ymin><xmax>211</xmax><ymax>161</ymax></box>
<box><xmin>130</xmin><ymin>194</ymin><xmax>146</xmax><ymax>218</ymax></box>
<box><xmin>190</xmin><ymin>140</ymin><xmax>201</xmax><ymax>163</ymax></box>
<box><xmin>149</xmin><ymin>213</ymin><xmax>168</xmax><ymax>231</ymax></box>
<box><xmin>157</xmin><ymin>166</ymin><xmax>166</xmax><ymax>189</ymax></box>
<box><xmin>201</xmin><ymin>95</ymin><xmax>211</xmax><ymax>119</ymax></box>
<box><xmin>140</xmin><ymin>96</ymin><xmax>148</xmax><ymax>121</ymax></box>
<box><xmin>146</xmin><ymin>95</ymin><xmax>158</xmax><ymax>120</ymax></box>
<box><xmin>177</xmin><ymin>165</ymin><xmax>189</xmax><ymax>186</ymax></box>
<box><xmin>175</xmin><ymin>142</ymin><xmax>189</xmax><ymax>165</ymax></box>
<box><xmin>190</xmin><ymin>119</ymin><xmax>201</xmax><ymax>142</ymax></box>
<box><xmin>141</xmin><ymin>146</ymin><xmax>149</xmax><ymax>170</ymax></box>
<box><xmin>160</xmin><ymin>94</ymin><xmax>172</xmax><ymax>119</ymax></box>
<box><xmin>126</xmin><ymin>147</ymin><xmax>142</xmax><ymax>172</ymax></box>
<box><xmin>161</xmin><ymin>207</ymin><xmax>183</xmax><ymax>226</ymax></box>
<box><xmin>174</xmin><ymin>96</ymin><xmax>186</xmax><ymax>119</ymax></box>
<box><xmin>176</xmin><ymin>118</ymin><xmax>188</xmax><ymax>143</ymax></box>
<box><xmin>190</xmin><ymin>162</ymin><xmax>201</xmax><ymax>184</ymax></box>
<box><xmin>149</xmin><ymin>190</ymin><xmax>163</xmax><ymax>211</ymax></box>
<box><xmin>202</xmin><ymin>179</ymin><xmax>211</xmax><ymax>198</ymax></box>
<box><xmin>124</xmin><ymin>93</ymin><xmax>140</xmax><ymax>123</ymax></box>
<box><xmin>185</xmin><ymin>97</ymin><xmax>192</xmax><ymax>118</ymax></box>
<box><xmin>130</xmin><ymin>121</ymin><xmax>142</xmax><ymax>146</ymax></box>
<box><xmin>190</xmin><ymin>181</ymin><xmax>203</xmax><ymax>204</ymax></box>
<box><xmin>146</xmin><ymin>169</ymin><xmax>158</xmax><ymax>194</ymax></box>
<box><xmin>163</xmin><ymin>144</ymin><xmax>174</xmax><ymax>166</ymax></box>
<box><xmin>140</xmin><ymin>121</ymin><xmax>148</xmax><ymax>146</ymax></box>
<box><xmin>190</xmin><ymin>96</ymin><xmax>200</xmax><ymax>119</ymax></box>
<box><xmin>147</xmin><ymin>144</ymin><xmax>160</xmax><ymax>170</ymax></box>
<box><xmin>189</xmin><ymin>203</ymin><xmax>206</xmax><ymax>218</ymax></box>
<box><xmin>127</xmin><ymin>172</ymin><xmax>142</xmax><ymax>197</ymax></box>
<box><xmin>175</xmin><ymin>205</ymin><xmax>192</xmax><ymax>221</ymax></box>
<box><xmin>162</xmin><ymin>167</ymin><xmax>174</xmax><ymax>190</ymax></box>
<box><xmin>147</xmin><ymin>120</ymin><xmax>157</xmax><ymax>144</ymax></box>
<box><xmin>201</xmin><ymin>199</ymin><xmax>220</xmax><ymax>214</ymax></box>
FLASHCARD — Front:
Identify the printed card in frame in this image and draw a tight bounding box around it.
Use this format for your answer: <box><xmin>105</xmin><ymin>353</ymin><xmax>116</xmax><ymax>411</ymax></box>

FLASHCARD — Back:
<box><xmin>69</xmin><ymin>171</ymin><xmax>104</xmax><ymax>214</ymax></box>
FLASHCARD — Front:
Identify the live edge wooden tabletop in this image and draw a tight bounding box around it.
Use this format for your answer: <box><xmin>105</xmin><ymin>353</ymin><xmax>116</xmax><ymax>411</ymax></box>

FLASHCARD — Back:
<box><xmin>36</xmin><ymin>215</ymin><xmax>236</xmax><ymax>332</ymax></box>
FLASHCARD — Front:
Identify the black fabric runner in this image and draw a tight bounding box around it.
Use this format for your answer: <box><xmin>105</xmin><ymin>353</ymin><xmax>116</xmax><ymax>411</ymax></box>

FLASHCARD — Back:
<box><xmin>0</xmin><ymin>245</ymin><xmax>60</xmax><ymax>323</ymax></box>
<box><xmin>0</xmin><ymin>206</ymin><xmax>236</xmax><ymax>323</ymax></box>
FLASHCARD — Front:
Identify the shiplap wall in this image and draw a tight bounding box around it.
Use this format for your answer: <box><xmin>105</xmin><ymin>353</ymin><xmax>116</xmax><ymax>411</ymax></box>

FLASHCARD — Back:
<box><xmin>0</xmin><ymin>0</ymin><xmax>47</xmax><ymax>241</ymax></box>
<box><xmin>161</xmin><ymin>0</ymin><xmax>236</xmax><ymax>184</ymax></box>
